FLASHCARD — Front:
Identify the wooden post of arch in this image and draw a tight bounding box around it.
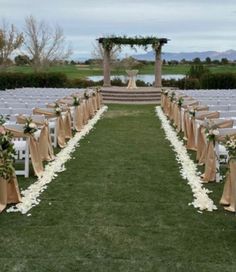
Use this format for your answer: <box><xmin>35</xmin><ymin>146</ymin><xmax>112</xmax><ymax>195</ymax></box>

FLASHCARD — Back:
<box><xmin>154</xmin><ymin>44</ymin><xmax>162</xmax><ymax>88</ymax></box>
<box><xmin>103</xmin><ymin>47</ymin><xmax>111</xmax><ymax>87</ymax></box>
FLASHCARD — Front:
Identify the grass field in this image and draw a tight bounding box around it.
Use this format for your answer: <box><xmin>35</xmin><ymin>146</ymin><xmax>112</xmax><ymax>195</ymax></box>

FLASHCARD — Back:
<box><xmin>4</xmin><ymin>63</ymin><xmax>236</xmax><ymax>80</ymax></box>
<box><xmin>1</xmin><ymin>105</ymin><xmax>236</xmax><ymax>271</ymax></box>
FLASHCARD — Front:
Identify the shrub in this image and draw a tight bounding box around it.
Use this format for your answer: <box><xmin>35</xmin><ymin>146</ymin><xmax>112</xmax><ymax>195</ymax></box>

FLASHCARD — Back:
<box><xmin>0</xmin><ymin>72</ymin><xmax>68</xmax><ymax>90</ymax></box>
<box><xmin>200</xmin><ymin>73</ymin><xmax>236</xmax><ymax>89</ymax></box>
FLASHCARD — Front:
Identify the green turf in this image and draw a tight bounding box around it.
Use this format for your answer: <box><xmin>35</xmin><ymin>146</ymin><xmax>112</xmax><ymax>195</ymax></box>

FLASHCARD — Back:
<box><xmin>1</xmin><ymin>105</ymin><xmax>236</xmax><ymax>272</ymax></box>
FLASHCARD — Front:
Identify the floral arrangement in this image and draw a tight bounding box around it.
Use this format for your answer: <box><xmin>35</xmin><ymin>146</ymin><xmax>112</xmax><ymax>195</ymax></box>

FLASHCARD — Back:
<box><xmin>169</xmin><ymin>91</ymin><xmax>176</xmax><ymax>102</ymax></box>
<box><xmin>0</xmin><ymin>129</ymin><xmax>16</xmax><ymax>181</ymax></box>
<box><xmin>161</xmin><ymin>89</ymin><xmax>169</xmax><ymax>96</ymax></box>
<box><xmin>0</xmin><ymin>114</ymin><xmax>10</xmax><ymax>125</ymax></box>
<box><xmin>225</xmin><ymin>135</ymin><xmax>236</xmax><ymax>159</ymax></box>
<box><xmin>84</xmin><ymin>92</ymin><xmax>90</xmax><ymax>100</ymax></box>
<box><xmin>23</xmin><ymin>118</ymin><xmax>38</xmax><ymax>135</ymax></box>
<box><xmin>72</xmin><ymin>96</ymin><xmax>80</xmax><ymax>106</ymax></box>
<box><xmin>204</xmin><ymin>119</ymin><xmax>219</xmax><ymax>143</ymax></box>
<box><xmin>188</xmin><ymin>106</ymin><xmax>196</xmax><ymax>118</ymax></box>
<box><xmin>54</xmin><ymin>103</ymin><xmax>62</xmax><ymax>116</ymax></box>
<box><xmin>177</xmin><ymin>97</ymin><xmax>184</xmax><ymax>107</ymax></box>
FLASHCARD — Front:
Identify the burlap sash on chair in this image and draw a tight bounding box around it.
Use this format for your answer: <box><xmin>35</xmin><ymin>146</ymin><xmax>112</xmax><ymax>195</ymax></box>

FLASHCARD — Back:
<box><xmin>17</xmin><ymin>115</ymin><xmax>54</xmax><ymax>161</ymax></box>
<box><xmin>197</xmin><ymin>119</ymin><xmax>233</xmax><ymax>164</ymax></box>
<box><xmin>202</xmin><ymin>128</ymin><xmax>236</xmax><ymax>183</ymax></box>
<box><xmin>92</xmin><ymin>95</ymin><xmax>98</xmax><ymax>112</ymax></box>
<box><xmin>4</xmin><ymin>125</ymin><xmax>44</xmax><ymax>177</ymax></box>
<box><xmin>202</xmin><ymin>141</ymin><xmax>216</xmax><ymax>182</ymax></box>
<box><xmin>220</xmin><ymin>159</ymin><xmax>236</xmax><ymax>212</ymax></box>
<box><xmin>33</xmin><ymin>108</ymin><xmax>66</xmax><ymax>148</ymax></box>
<box><xmin>82</xmin><ymin>100</ymin><xmax>90</xmax><ymax>125</ymax></box>
<box><xmin>97</xmin><ymin>91</ymin><xmax>103</xmax><ymax>108</ymax></box>
<box><xmin>88</xmin><ymin>98</ymin><xmax>95</xmax><ymax>118</ymax></box>
<box><xmin>57</xmin><ymin>115</ymin><xmax>66</xmax><ymax>148</ymax></box>
<box><xmin>64</xmin><ymin>111</ymin><xmax>72</xmax><ymax>139</ymax></box>
<box><xmin>0</xmin><ymin>175</ymin><xmax>21</xmax><ymax>213</ymax></box>
<box><xmin>74</xmin><ymin>105</ymin><xmax>84</xmax><ymax>131</ymax></box>
<box><xmin>186</xmin><ymin>111</ymin><xmax>219</xmax><ymax>151</ymax></box>
<box><xmin>182</xmin><ymin>101</ymin><xmax>199</xmax><ymax>138</ymax></box>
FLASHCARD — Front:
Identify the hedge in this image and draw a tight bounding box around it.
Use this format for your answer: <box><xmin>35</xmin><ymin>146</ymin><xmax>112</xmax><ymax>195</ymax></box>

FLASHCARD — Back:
<box><xmin>200</xmin><ymin>73</ymin><xmax>236</xmax><ymax>89</ymax></box>
<box><xmin>0</xmin><ymin>72</ymin><xmax>68</xmax><ymax>90</ymax></box>
<box><xmin>1</xmin><ymin>72</ymin><xmax>236</xmax><ymax>90</ymax></box>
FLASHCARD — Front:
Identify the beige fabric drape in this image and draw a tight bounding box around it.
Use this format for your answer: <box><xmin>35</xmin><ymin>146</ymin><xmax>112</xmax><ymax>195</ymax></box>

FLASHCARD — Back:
<box><xmin>5</xmin><ymin>125</ymin><xmax>44</xmax><ymax>177</ymax></box>
<box><xmin>202</xmin><ymin>128</ymin><xmax>236</xmax><ymax>183</ymax></box>
<box><xmin>82</xmin><ymin>100</ymin><xmax>90</xmax><ymax>125</ymax></box>
<box><xmin>33</xmin><ymin>108</ymin><xmax>66</xmax><ymax>148</ymax></box>
<box><xmin>64</xmin><ymin>111</ymin><xmax>72</xmax><ymax>140</ymax></box>
<box><xmin>186</xmin><ymin>116</ymin><xmax>197</xmax><ymax>150</ymax></box>
<box><xmin>197</xmin><ymin>119</ymin><xmax>233</xmax><ymax>164</ymax></box>
<box><xmin>202</xmin><ymin>141</ymin><xmax>216</xmax><ymax>182</ymax></box>
<box><xmin>74</xmin><ymin>105</ymin><xmax>84</xmax><ymax>131</ymax></box>
<box><xmin>186</xmin><ymin>111</ymin><xmax>220</xmax><ymax>151</ymax></box>
<box><xmin>17</xmin><ymin>115</ymin><xmax>54</xmax><ymax>161</ymax></box>
<box><xmin>57</xmin><ymin>115</ymin><xmax>66</xmax><ymax>148</ymax></box>
<box><xmin>220</xmin><ymin>159</ymin><xmax>236</xmax><ymax>212</ymax></box>
<box><xmin>0</xmin><ymin>175</ymin><xmax>21</xmax><ymax>213</ymax></box>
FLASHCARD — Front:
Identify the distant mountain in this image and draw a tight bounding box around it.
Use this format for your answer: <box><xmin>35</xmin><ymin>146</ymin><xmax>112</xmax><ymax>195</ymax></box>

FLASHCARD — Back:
<box><xmin>132</xmin><ymin>50</ymin><xmax>236</xmax><ymax>61</ymax></box>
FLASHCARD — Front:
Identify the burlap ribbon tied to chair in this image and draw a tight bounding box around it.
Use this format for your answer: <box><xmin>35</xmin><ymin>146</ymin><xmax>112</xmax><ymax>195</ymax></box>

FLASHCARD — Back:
<box><xmin>4</xmin><ymin>124</ymin><xmax>44</xmax><ymax>177</ymax></box>
<box><xmin>87</xmin><ymin>97</ymin><xmax>95</xmax><ymax>118</ymax></box>
<box><xmin>182</xmin><ymin>101</ymin><xmax>199</xmax><ymax>139</ymax></box>
<box><xmin>92</xmin><ymin>95</ymin><xmax>98</xmax><ymax>112</ymax></box>
<box><xmin>74</xmin><ymin>105</ymin><xmax>84</xmax><ymax>132</ymax></box>
<box><xmin>184</xmin><ymin>107</ymin><xmax>211</xmax><ymax>150</ymax></box>
<box><xmin>202</xmin><ymin>128</ymin><xmax>236</xmax><ymax>183</ymax></box>
<box><xmin>220</xmin><ymin>159</ymin><xmax>236</xmax><ymax>212</ymax></box>
<box><xmin>197</xmin><ymin>119</ymin><xmax>233</xmax><ymax>165</ymax></box>
<box><xmin>0</xmin><ymin>174</ymin><xmax>21</xmax><ymax>213</ymax></box>
<box><xmin>82</xmin><ymin>100</ymin><xmax>90</xmax><ymax>125</ymax></box>
<box><xmin>63</xmin><ymin>111</ymin><xmax>72</xmax><ymax>140</ymax></box>
<box><xmin>33</xmin><ymin>108</ymin><xmax>66</xmax><ymax>148</ymax></box>
<box><xmin>17</xmin><ymin>115</ymin><xmax>54</xmax><ymax>161</ymax></box>
<box><xmin>97</xmin><ymin>91</ymin><xmax>103</xmax><ymax>109</ymax></box>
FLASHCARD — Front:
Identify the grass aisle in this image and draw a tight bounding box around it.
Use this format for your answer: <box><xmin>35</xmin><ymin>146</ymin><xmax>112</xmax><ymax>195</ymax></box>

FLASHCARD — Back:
<box><xmin>1</xmin><ymin>105</ymin><xmax>236</xmax><ymax>272</ymax></box>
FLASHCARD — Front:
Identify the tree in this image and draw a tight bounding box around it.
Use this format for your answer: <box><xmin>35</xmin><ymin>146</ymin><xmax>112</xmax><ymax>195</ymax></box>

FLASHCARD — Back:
<box><xmin>188</xmin><ymin>64</ymin><xmax>210</xmax><ymax>79</ymax></box>
<box><xmin>14</xmin><ymin>54</ymin><xmax>31</xmax><ymax>65</ymax></box>
<box><xmin>193</xmin><ymin>57</ymin><xmax>201</xmax><ymax>64</ymax></box>
<box><xmin>91</xmin><ymin>42</ymin><xmax>120</xmax><ymax>67</ymax></box>
<box><xmin>221</xmin><ymin>58</ymin><xmax>229</xmax><ymax>65</ymax></box>
<box><xmin>0</xmin><ymin>21</ymin><xmax>23</xmax><ymax>68</ymax></box>
<box><xmin>205</xmin><ymin>57</ymin><xmax>211</xmax><ymax>64</ymax></box>
<box><xmin>24</xmin><ymin>15</ymin><xmax>72</xmax><ymax>71</ymax></box>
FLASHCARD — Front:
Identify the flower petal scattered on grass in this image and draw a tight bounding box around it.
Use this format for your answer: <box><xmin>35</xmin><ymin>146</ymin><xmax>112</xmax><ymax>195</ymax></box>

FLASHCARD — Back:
<box><xmin>156</xmin><ymin>106</ymin><xmax>217</xmax><ymax>212</ymax></box>
<box><xmin>7</xmin><ymin>106</ymin><xmax>108</xmax><ymax>215</ymax></box>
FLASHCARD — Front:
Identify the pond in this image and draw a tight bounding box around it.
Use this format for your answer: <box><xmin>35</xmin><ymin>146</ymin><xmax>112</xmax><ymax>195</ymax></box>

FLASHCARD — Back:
<box><xmin>88</xmin><ymin>74</ymin><xmax>185</xmax><ymax>84</ymax></box>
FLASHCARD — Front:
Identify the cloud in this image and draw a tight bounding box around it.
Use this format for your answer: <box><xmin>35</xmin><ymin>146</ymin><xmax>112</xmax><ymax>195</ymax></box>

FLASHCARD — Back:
<box><xmin>1</xmin><ymin>0</ymin><xmax>236</xmax><ymax>58</ymax></box>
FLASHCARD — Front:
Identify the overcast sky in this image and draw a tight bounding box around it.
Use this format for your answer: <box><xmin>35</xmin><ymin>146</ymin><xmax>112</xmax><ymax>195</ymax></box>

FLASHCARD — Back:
<box><xmin>1</xmin><ymin>0</ymin><xmax>236</xmax><ymax>59</ymax></box>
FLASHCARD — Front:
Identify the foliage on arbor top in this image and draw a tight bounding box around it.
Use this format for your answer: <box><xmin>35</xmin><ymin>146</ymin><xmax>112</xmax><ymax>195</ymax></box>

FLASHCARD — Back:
<box><xmin>97</xmin><ymin>36</ymin><xmax>168</xmax><ymax>51</ymax></box>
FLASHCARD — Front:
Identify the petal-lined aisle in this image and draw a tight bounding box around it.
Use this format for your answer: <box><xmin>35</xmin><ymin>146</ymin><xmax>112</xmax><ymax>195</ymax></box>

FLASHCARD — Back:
<box><xmin>1</xmin><ymin>105</ymin><xmax>236</xmax><ymax>271</ymax></box>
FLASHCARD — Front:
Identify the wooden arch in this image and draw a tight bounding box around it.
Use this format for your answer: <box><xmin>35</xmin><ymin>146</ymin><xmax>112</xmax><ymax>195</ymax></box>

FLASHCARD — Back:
<box><xmin>97</xmin><ymin>36</ymin><xmax>169</xmax><ymax>88</ymax></box>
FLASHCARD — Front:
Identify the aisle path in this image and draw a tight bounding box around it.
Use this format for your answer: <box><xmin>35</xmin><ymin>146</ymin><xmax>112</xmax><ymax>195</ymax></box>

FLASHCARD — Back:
<box><xmin>1</xmin><ymin>105</ymin><xmax>236</xmax><ymax>272</ymax></box>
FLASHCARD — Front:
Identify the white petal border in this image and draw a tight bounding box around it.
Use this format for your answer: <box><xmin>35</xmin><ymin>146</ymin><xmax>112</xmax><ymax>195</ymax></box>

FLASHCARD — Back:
<box><xmin>155</xmin><ymin>106</ymin><xmax>217</xmax><ymax>212</ymax></box>
<box><xmin>7</xmin><ymin>106</ymin><xmax>108</xmax><ymax>215</ymax></box>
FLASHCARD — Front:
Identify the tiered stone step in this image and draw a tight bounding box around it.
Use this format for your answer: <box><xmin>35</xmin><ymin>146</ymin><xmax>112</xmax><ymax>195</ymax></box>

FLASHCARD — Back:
<box><xmin>101</xmin><ymin>87</ymin><xmax>161</xmax><ymax>104</ymax></box>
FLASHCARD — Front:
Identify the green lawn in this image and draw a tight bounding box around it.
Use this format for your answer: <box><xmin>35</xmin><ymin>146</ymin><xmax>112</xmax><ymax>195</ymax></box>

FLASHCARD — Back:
<box><xmin>4</xmin><ymin>63</ymin><xmax>236</xmax><ymax>80</ymax></box>
<box><xmin>1</xmin><ymin>105</ymin><xmax>236</xmax><ymax>271</ymax></box>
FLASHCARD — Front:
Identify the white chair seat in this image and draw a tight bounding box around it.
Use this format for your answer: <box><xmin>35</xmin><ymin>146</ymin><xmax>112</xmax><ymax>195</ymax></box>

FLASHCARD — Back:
<box><xmin>13</xmin><ymin>140</ymin><xmax>27</xmax><ymax>151</ymax></box>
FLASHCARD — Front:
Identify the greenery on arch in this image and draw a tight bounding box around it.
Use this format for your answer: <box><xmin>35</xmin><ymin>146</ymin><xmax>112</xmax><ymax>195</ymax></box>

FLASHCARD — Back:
<box><xmin>97</xmin><ymin>35</ymin><xmax>168</xmax><ymax>51</ymax></box>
